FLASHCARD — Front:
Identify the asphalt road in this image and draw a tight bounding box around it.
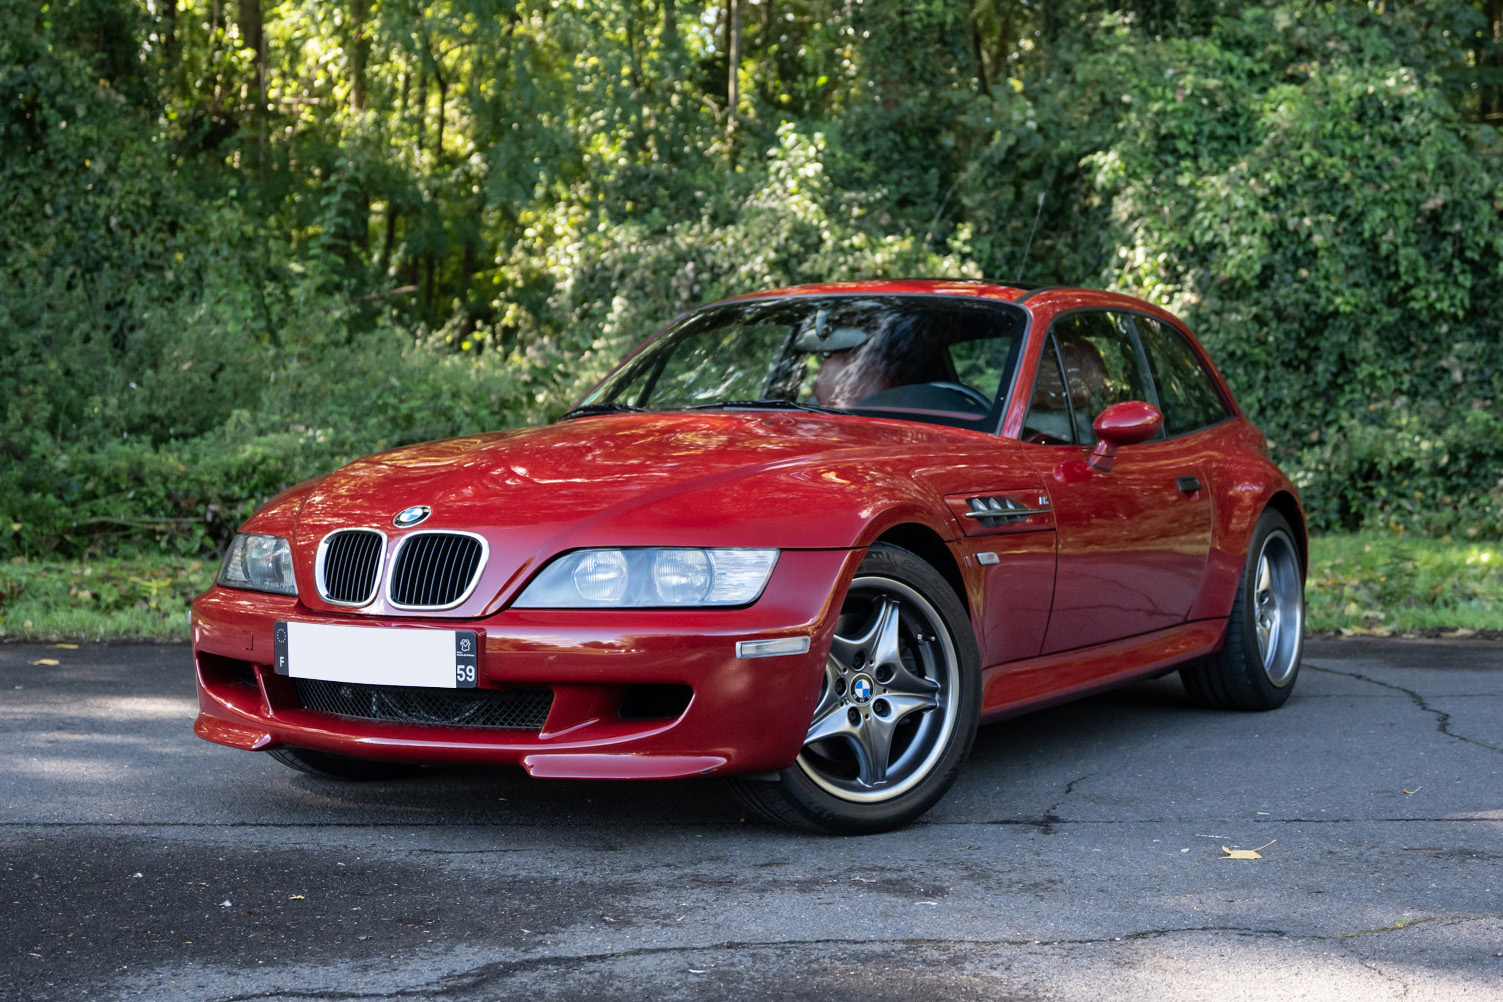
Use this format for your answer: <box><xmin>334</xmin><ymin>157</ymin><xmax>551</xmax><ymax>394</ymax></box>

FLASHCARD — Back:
<box><xmin>1</xmin><ymin>637</ymin><xmax>1499</xmax><ymax>1001</ymax></box>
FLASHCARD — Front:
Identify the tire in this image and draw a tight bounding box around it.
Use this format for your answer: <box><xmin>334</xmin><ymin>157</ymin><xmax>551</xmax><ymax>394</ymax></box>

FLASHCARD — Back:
<box><xmin>729</xmin><ymin>543</ymin><xmax>981</xmax><ymax>834</ymax></box>
<box><xmin>1181</xmin><ymin>509</ymin><xmax>1304</xmax><ymax>711</ymax></box>
<box><xmin>266</xmin><ymin>747</ymin><xmax>422</xmax><ymax>781</ymax></box>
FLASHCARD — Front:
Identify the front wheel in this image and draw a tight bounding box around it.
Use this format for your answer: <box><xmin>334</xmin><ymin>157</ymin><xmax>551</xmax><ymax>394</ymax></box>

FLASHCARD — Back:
<box><xmin>730</xmin><ymin>543</ymin><xmax>980</xmax><ymax>834</ymax></box>
<box><xmin>1181</xmin><ymin>509</ymin><xmax>1304</xmax><ymax>710</ymax></box>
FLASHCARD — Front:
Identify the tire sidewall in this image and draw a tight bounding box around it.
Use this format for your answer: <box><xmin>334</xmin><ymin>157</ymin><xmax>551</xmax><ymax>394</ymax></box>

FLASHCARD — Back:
<box><xmin>1232</xmin><ymin>511</ymin><xmax>1304</xmax><ymax>705</ymax></box>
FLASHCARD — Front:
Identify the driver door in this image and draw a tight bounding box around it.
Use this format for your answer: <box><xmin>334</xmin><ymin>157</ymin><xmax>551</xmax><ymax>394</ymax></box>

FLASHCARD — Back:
<box><xmin>1018</xmin><ymin>311</ymin><xmax>1213</xmax><ymax>654</ymax></box>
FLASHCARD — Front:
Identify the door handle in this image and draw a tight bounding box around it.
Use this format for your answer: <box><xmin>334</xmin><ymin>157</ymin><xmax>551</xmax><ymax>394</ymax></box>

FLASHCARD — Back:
<box><xmin>1175</xmin><ymin>475</ymin><xmax>1202</xmax><ymax>494</ymax></box>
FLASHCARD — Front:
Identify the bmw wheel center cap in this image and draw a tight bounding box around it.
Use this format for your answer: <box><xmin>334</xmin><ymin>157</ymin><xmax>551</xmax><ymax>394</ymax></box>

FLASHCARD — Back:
<box><xmin>850</xmin><ymin>675</ymin><xmax>874</xmax><ymax>704</ymax></box>
<box><xmin>393</xmin><ymin>505</ymin><xmax>432</xmax><ymax>529</ymax></box>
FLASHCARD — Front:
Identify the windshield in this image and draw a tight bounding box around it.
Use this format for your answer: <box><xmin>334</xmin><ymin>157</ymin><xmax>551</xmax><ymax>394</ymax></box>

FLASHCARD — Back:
<box><xmin>577</xmin><ymin>295</ymin><xmax>1029</xmax><ymax>431</ymax></box>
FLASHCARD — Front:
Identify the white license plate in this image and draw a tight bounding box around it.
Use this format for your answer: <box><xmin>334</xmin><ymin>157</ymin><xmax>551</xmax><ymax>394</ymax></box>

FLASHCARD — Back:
<box><xmin>273</xmin><ymin>621</ymin><xmax>478</xmax><ymax>688</ymax></box>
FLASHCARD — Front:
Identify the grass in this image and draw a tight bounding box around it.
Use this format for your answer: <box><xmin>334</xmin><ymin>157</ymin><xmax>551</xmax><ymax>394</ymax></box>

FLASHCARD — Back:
<box><xmin>0</xmin><ymin>556</ymin><xmax>213</xmax><ymax>642</ymax></box>
<box><xmin>1305</xmin><ymin>532</ymin><xmax>1503</xmax><ymax>636</ymax></box>
<box><xmin>1</xmin><ymin>532</ymin><xmax>1499</xmax><ymax>643</ymax></box>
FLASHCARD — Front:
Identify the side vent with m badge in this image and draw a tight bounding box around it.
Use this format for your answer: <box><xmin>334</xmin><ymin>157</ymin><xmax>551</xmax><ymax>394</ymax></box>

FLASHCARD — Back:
<box><xmin>945</xmin><ymin>490</ymin><xmax>1055</xmax><ymax>535</ymax></box>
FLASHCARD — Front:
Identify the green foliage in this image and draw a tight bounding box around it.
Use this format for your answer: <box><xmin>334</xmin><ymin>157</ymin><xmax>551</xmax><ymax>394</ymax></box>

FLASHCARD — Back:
<box><xmin>1080</xmin><ymin>7</ymin><xmax>1503</xmax><ymax>535</ymax></box>
<box><xmin>3</xmin><ymin>0</ymin><xmax>1502</xmax><ymax>557</ymax></box>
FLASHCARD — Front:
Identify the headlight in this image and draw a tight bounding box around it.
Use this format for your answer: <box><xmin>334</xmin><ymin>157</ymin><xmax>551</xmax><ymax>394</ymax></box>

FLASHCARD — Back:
<box><xmin>514</xmin><ymin>548</ymin><xmax>778</xmax><ymax>608</ymax></box>
<box><xmin>217</xmin><ymin>533</ymin><xmax>298</xmax><ymax>596</ymax></box>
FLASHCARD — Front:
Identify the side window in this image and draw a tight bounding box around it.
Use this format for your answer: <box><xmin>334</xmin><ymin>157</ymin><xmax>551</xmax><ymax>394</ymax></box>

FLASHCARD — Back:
<box><xmin>1050</xmin><ymin>311</ymin><xmax>1154</xmax><ymax>445</ymax></box>
<box><xmin>1134</xmin><ymin>315</ymin><xmax>1230</xmax><ymax>435</ymax></box>
<box><xmin>1023</xmin><ymin>333</ymin><xmax>1078</xmax><ymax>445</ymax></box>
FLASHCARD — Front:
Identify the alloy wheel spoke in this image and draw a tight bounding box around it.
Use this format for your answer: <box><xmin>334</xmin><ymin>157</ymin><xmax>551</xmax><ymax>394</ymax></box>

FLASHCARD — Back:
<box><xmin>883</xmin><ymin>639</ymin><xmax>941</xmax><ymax>698</ymax></box>
<box><xmin>806</xmin><ymin>661</ymin><xmax>844</xmax><ymax>732</ymax></box>
<box><xmin>880</xmin><ymin>690</ymin><xmax>938</xmax><ymax>723</ymax></box>
<box><xmin>851</xmin><ymin>712</ymin><xmax>896</xmax><ymax>787</ymax></box>
<box><xmin>831</xmin><ymin>597</ymin><xmax>907</xmax><ymax>681</ymax></box>
<box><xmin>864</xmin><ymin>597</ymin><xmax>905</xmax><ymax>676</ymax></box>
<box><xmin>804</xmin><ymin>699</ymin><xmax>858</xmax><ymax>747</ymax></box>
<box><xmin>828</xmin><ymin>632</ymin><xmax>864</xmax><ymax>674</ymax></box>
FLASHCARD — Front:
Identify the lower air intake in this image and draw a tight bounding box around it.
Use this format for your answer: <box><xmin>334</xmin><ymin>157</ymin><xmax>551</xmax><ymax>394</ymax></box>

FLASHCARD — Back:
<box><xmin>294</xmin><ymin>679</ymin><xmax>553</xmax><ymax>731</ymax></box>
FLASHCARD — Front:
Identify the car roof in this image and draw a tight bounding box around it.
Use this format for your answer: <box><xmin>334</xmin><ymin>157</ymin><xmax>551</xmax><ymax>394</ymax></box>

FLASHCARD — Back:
<box><xmin>720</xmin><ymin>279</ymin><xmax>1032</xmax><ymax>304</ymax></box>
<box><xmin>714</xmin><ymin>280</ymin><xmax>1193</xmax><ymax>329</ymax></box>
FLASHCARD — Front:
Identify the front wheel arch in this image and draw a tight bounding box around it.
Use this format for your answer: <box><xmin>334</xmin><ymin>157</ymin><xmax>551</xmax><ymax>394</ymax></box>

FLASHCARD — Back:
<box><xmin>872</xmin><ymin>522</ymin><xmax>970</xmax><ymax>623</ymax></box>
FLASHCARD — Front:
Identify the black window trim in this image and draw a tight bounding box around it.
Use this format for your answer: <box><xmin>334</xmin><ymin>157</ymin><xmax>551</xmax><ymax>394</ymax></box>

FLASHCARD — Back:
<box><xmin>1126</xmin><ymin>311</ymin><xmax>1236</xmax><ymax>440</ymax></box>
<box><xmin>1026</xmin><ymin>305</ymin><xmax>1236</xmax><ymax>445</ymax></box>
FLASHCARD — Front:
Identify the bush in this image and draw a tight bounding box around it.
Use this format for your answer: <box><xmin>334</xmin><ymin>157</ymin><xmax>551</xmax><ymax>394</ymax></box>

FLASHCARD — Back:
<box><xmin>1082</xmin><ymin>8</ymin><xmax>1503</xmax><ymax>534</ymax></box>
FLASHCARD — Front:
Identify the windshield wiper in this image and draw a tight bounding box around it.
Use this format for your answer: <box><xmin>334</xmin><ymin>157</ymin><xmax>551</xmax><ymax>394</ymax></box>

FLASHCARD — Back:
<box><xmin>683</xmin><ymin>398</ymin><xmax>847</xmax><ymax>415</ymax></box>
<box><xmin>559</xmin><ymin>402</ymin><xmax>646</xmax><ymax>420</ymax></box>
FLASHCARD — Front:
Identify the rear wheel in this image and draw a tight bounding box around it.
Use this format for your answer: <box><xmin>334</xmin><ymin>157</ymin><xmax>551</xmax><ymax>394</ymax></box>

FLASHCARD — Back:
<box><xmin>267</xmin><ymin>747</ymin><xmax>421</xmax><ymax>780</ymax></box>
<box><xmin>730</xmin><ymin>543</ymin><xmax>980</xmax><ymax>834</ymax></box>
<box><xmin>1181</xmin><ymin>509</ymin><xmax>1304</xmax><ymax>710</ymax></box>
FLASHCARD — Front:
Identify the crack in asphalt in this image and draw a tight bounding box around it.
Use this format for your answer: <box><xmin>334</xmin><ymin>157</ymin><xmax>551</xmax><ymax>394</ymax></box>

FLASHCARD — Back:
<box><xmin>201</xmin><ymin>916</ymin><xmax>1503</xmax><ymax>1002</ymax></box>
<box><xmin>1307</xmin><ymin>663</ymin><xmax>1503</xmax><ymax>755</ymax></box>
<box><xmin>1031</xmin><ymin>773</ymin><xmax>1090</xmax><ymax>833</ymax></box>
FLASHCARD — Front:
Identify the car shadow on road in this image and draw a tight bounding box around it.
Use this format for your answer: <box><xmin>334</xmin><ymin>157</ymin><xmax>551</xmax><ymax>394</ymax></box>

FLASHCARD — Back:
<box><xmin>234</xmin><ymin>673</ymin><xmax>1207</xmax><ymax>831</ymax></box>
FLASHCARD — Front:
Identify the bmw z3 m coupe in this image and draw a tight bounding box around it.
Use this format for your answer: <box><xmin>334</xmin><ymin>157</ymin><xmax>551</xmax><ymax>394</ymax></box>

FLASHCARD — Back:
<box><xmin>192</xmin><ymin>280</ymin><xmax>1306</xmax><ymax>834</ymax></box>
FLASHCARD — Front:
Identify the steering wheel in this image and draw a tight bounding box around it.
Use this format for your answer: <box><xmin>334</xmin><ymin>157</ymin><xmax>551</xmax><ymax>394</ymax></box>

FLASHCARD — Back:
<box><xmin>928</xmin><ymin>381</ymin><xmax>992</xmax><ymax>410</ymax></box>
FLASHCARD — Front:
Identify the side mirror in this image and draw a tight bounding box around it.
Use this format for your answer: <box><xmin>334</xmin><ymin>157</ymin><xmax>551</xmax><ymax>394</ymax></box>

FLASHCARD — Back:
<box><xmin>1088</xmin><ymin>401</ymin><xmax>1163</xmax><ymax>472</ymax></box>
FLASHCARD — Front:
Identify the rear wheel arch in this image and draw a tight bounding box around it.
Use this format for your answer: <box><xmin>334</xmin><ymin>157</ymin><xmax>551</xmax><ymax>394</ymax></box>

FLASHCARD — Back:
<box><xmin>1264</xmin><ymin>490</ymin><xmax>1307</xmax><ymax>575</ymax></box>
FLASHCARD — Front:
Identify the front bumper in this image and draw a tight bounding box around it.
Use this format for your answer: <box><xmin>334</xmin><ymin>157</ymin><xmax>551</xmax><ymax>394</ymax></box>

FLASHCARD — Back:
<box><xmin>191</xmin><ymin>548</ymin><xmax>861</xmax><ymax>780</ymax></box>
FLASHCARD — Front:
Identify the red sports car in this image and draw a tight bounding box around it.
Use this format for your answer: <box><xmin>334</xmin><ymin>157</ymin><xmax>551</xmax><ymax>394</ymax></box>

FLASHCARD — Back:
<box><xmin>192</xmin><ymin>280</ymin><xmax>1305</xmax><ymax>833</ymax></box>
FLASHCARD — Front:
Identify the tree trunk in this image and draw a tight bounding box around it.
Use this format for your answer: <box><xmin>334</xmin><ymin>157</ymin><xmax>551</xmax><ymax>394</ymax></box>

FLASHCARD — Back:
<box><xmin>434</xmin><ymin>63</ymin><xmax>447</xmax><ymax>158</ymax></box>
<box><xmin>625</xmin><ymin>4</ymin><xmax>643</xmax><ymax>92</ymax></box>
<box><xmin>727</xmin><ymin>0</ymin><xmax>741</xmax><ymax>134</ymax></box>
<box><xmin>661</xmin><ymin>0</ymin><xmax>678</xmax><ymax>55</ymax></box>
<box><xmin>1483</xmin><ymin>0</ymin><xmax>1503</xmax><ymax>122</ymax></box>
<box><xmin>349</xmin><ymin>0</ymin><xmax>370</xmax><ymax>113</ymax></box>
<box><xmin>160</xmin><ymin>0</ymin><xmax>177</xmax><ymax>73</ymax></box>
<box><xmin>238</xmin><ymin>0</ymin><xmax>267</xmax><ymax>177</ymax></box>
<box><xmin>415</xmin><ymin>51</ymin><xmax>426</xmax><ymax>151</ymax></box>
<box><xmin>993</xmin><ymin>9</ymin><xmax>1012</xmax><ymax>82</ymax></box>
<box><xmin>967</xmin><ymin>1</ymin><xmax>991</xmax><ymax>98</ymax></box>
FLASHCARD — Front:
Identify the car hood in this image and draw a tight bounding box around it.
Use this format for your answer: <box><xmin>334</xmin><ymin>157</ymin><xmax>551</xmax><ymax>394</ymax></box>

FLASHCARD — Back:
<box><xmin>262</xmin><ymin>411</ymin><xmax>1015</xmax><ymax>617</ymax></box>
<box><xmin>298</xmin><ymin>410</ymin><xmax>982</xmax><ymax>539</ymax></box>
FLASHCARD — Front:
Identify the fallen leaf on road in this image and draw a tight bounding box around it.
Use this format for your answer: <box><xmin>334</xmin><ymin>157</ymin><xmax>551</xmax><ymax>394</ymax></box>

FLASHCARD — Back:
<box><xmin>289</xmin><ymin>894</ymin><xmax>305</xmax><ymax>900</ymax></box>
<box><xmin>30</xmin><ymin>659</ymin><xmax>59</xmax><ymax>666</ymax></box>
<box><xmin>1222</xmin><ymin>840</ymin><xmax>1277</xmax><ymax>860</ymax></box>
<box><xmin>52</xmin><ymin>644</ymin><xmax>79</xmax><ymax>649</ymax></box>
<box><xmin>1403</xmin><ymin>786</ymin><xmax>1422</xmax><ymax>794</ymax></box>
